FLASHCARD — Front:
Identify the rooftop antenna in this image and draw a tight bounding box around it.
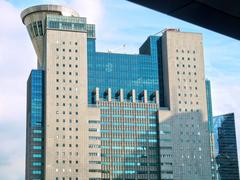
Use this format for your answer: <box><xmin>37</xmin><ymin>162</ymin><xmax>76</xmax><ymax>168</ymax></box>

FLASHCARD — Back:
<box><xmin>107</xmin><ymin>44</ymin><xmax>127</xmax><ymax>53</ymax></box>
<box><xmin>152</xmin><ymin>28</ymin><xmax>181</xmax><ymax>36</ymax></box>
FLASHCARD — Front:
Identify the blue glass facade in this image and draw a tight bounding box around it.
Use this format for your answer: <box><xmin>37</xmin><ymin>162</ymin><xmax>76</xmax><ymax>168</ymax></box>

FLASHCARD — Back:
<box><xmin>26</xmin><ymin>70</ymin><xmax>44</xmax><ymax>180</ymax></box>
<box><xmin>206</xmin><ymin>80</ymin><xmax>213</xmax><ymax>132</ymax></box>
<box><xmin>206</xmin><ymin>80</ymin><xmax>218</xmax><ymax>179</ymax></box>
<box><xmin>213</xmin><ymin>113</ymin><xmax>239</xmax><ymax>180</ymax></box>
<box><xmin>88</xmin><ymin>36</ymin><xmax>164</xmax><ymax>105</ymax></box>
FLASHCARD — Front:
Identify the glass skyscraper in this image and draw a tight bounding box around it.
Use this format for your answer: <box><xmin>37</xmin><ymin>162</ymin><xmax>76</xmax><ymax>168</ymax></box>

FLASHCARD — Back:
<box><xmin>22</xmin><ymin>5</ymin><xmax>212</xmax><ymax>180</ymax></box>
<box><xmin>213</xmin><ymin>113</ymin><xmax>239</xmax><ymax>180</ymax></box>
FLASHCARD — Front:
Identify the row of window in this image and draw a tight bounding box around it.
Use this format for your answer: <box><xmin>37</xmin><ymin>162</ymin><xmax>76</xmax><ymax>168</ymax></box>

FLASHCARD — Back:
<box><xmin>100</xmin><ymin>106</ymin><xmax>158</xmax><ymax>111</ymax></box>
<box><xmin>56</xmin><ymin>48</ymin><xmax>78</xmax><ymax>53</ymax></box>
<box><xmin>56</xmin><ymin>127</ymin><xmax>79</xmax><ymax>131</ymax></box>
<box><xmin>177</xmin><ymin>78</ymin><xmax>198</xmax><ymax>83</ymax></box>
<box><xmin>101</xmin><ymin>154</ymin><xmax>159</xmax><ymax>158</ymax></box>
<box><xmin>178</xmin><ymin>109</ymin><xmax>200</xmax><ymax>112</ymax></box>
<box><xmin>60</xmin><ymin>41</ymin><xmax>78</xmax><ymax>45</ymax></box>
<box><xmin>56</xmin><ymin>63</ymin><xmax>79</xmax><ymax>68</ymax></box>
<box><xmin>176</xmin><ymin>49</ymin><xmax>196</xmax><ymax>54</ymax></box>
<box><xmin>177</xmin><ymin>64</ymin><xmax>197</xmax><ymax>68</ymax></box>
<box><xmin>101</xmin><ymin>114</ymin><xmax>156</xmax><ymax>119</ymax></box>
<box><xmin>56</xmin><ymin>119</ymin><xmax>79</xmax><ymax>123</ymax></box>
<box><xmin>56</xmin><ymin>71</ymin><xmax>79</xmax><ymax>76</ymax></box>
<box><xmin>100</xmin><ymin>146</ymin><xmax>156</xmax><ymax>150</ymax></box>
<box><xmin>176</xmin><ymin>71</ymin><xmax>197</xmax><ymax>76</ymax></box>
<box><xmin>56</xmin><ymin>56</ymin><xmax>79</xmax><ymax>60</ymax></box>
<box><xmin>178</xmin><ymin>101</ymin><xmax>199</xmax><ymax>105</ymax></box>
<box><xmin>100</xmin><ymin>122</ymin><xmax>157</xmax><ymax>127</ymax></box>
<box><xmin>178</xmin><ymin>93</ymin><xmax>199</xmax><ymax>97</ymax></box>
<box><xmin>56</xmin><ymin>79</ymin><xmax>79</xmax><ymax>83</ymax></box>
<box><xmin>90</xmin><ymin>137</ymin><xmax>158</xmax><ymax>143</ymax></box>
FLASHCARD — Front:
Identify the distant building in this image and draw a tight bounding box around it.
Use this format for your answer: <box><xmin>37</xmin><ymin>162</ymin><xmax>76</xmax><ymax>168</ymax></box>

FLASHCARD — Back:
<box><xmin>22</xmin><ymin>4</ymin><xmax>212</xmax><ymax>180</ymax></box>
<box><xmin>206</xmin><ymin>79</ymin><xmax>217</xmax><ymax>179</ymax></box>
<box><xmin>213</xmin><ymin>113</ymin><xmax>239</xmax><ymax>180</ymax></box>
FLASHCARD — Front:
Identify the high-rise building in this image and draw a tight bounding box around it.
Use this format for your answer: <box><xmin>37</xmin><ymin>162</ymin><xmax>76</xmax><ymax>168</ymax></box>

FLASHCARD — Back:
<box><xmin>22</xmin><ymin>5</ymin><xmax>212</xmax><ymax>180</ymax></box>
<box><xmin>213</xmin><ymin>113</ymin><xmax>239</xmax><ymax>180</ymax></box>
<box><xmin>205</xmin><ymin>79</ymin><xmax>217</xmax><ymax>179</ymax></box>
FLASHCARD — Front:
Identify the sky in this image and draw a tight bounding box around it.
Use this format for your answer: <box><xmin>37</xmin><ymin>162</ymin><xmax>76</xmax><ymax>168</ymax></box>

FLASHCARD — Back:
<box><xmin>0</xmin><ymin>0</ymin><xmax>240</xmax><ymax>179</ymax></box>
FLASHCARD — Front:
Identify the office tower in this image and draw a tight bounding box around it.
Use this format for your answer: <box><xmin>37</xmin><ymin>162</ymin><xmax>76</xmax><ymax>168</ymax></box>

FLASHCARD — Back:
<box><xmin>205</xmin><ymin>79</ymin><xmax>217</xmax><ymax>179</ymax></box>
<box><xmin>22</xmin><ymin>5</ymin><xmax>211</xmax><ymax>180</ymax></box>
<box><xmin>213</xmin><ymin>113</ymin><xmax>239</xmax><ymax>180</ymax></box>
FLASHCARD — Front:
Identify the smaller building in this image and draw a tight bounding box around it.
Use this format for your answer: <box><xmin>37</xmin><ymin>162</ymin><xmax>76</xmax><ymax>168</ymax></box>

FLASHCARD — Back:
<box><xmin>213</xmin><ymin>113</ymin><xmax>239</xmax><ymax>180</ymax></box>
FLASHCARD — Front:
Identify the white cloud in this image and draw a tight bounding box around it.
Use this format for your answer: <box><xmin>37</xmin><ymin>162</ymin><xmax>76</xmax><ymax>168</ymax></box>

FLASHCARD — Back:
<box><xmin>68</xmin><ymin>0</ymin><xmax>104</xmax><ymax>26</ymax></box>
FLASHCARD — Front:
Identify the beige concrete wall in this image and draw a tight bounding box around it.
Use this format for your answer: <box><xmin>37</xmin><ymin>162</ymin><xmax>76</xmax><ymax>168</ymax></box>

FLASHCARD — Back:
<box><xmin>160</xmin><ymin>30</ymin><xmax>211</xmax><ymax>180</ymax></box>
<box><xmin>44</xmin><ymin>29</ymin><xmax>101</xmax><ymax>179</ymax></box>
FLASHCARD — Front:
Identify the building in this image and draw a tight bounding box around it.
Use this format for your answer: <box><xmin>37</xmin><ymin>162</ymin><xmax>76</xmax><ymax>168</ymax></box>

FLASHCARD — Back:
<box><xmin>205</xmin><ymin>79</ymin><xmax>217</xmax><ymax>179</ymax></box>
<box><xmin>22</xmin><ymin>4</ymin><xmax>212</xmax><ymax>180</ymax></box>
<box><xmin>213</xmin><ymin>113</ymin><xmax>239</xmax><ymax>180</ymax></box>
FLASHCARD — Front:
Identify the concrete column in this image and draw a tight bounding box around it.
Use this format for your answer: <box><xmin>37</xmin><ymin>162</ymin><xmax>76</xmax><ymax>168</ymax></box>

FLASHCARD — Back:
<box><xmin>155</xmin><ymin>90</ymin><xmax>159</xmax><ymax>104</ymax></box>
<box><xmin>120</xmin><ymin>89</ymin><xmax>124</xmax><ymax>102</ymax></box>
<box><xmin>95</xmin><ymin>87</ymin><xmax>100</xmax><ymax>102</ymax></box>
<box><xmin>144</xmin><ymin>90</ymin><xmax>148</xmax><ymax>103</ymax></box>
<box><xmin>107</xmin><ymin>88</ymin><xmax>112</xmax><ymax>102</ymax></box>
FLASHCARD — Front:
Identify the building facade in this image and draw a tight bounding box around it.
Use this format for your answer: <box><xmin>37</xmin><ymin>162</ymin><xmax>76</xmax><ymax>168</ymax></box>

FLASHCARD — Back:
<box><xmin>213</xmin><ymin>113</ymin><xmax>239</xmax><ymax>180</ymax></box>
<box><xmin>22</xmin><ymin>5</ymin><xmax>212</xmax><ymax>180</ymax></box>
<box><xmin>205</xmin><ymin>80</ymin><xmax>217</xmax><ymax>180</ymax></box>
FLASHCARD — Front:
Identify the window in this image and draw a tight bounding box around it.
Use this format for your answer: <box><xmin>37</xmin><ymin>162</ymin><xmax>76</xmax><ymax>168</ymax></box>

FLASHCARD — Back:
<box><xmin>32</xmin><ymin>170</ymin><xmax>41</xmax><ymax>175</ymax></box>
<box><xmin>56</xmin><ymin>48</ymin><xmax>59</xmax><ymax>51</ymax></box>
<box><xmin>75</xmin><ymin>49</ymin><xmax>78</xmax><ymax>53</ymax></box>
<box><xmin>75</xmin><ymin>42</ymin><xmax>78</xmax><ymax>45</ymax></box>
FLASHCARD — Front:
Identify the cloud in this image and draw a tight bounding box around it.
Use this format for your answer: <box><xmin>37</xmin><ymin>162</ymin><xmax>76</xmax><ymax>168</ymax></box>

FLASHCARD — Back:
<box><xmin>67</xmin><ymin>0</ymin><xmax>104</xmax><ymax>26</ymax></box>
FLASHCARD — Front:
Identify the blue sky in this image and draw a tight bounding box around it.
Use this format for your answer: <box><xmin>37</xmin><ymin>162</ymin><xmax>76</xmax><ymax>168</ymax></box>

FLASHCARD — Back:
<box><xmin>1</xmin><ymin>0</ymin><xmax>240</xmax><ymax>179</ymax></box>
